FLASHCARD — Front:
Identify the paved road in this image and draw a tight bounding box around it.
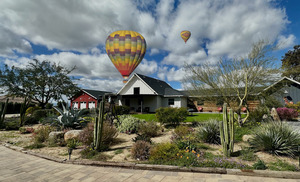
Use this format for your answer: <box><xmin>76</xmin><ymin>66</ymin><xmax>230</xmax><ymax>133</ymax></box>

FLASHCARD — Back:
<box><xmin>0</xmin><ymin>146</ymin><xmax>299</xmax><ymax>182</ymax></box>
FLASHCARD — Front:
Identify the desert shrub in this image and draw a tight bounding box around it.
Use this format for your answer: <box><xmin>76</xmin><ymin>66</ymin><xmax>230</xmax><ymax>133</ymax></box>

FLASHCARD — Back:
<box><xmin>80</xmin><ymin>146</ymin><xmax>111</xmax><ymax>161</ymax></box>
<box><xmin>174</xmin><ymin>135</ymin><xmax>198</xmax><ymax>151</ymax></box>
<box><xmin>149</xmin><ymin>143</ymin><xmax>180</xmax><ymax>164</ymax></box>
<box><xmin>253</xmin><ymin>159</ymin><xmax>267</xmax><ymax>170</ymax></box>
<box><xmin>132</xmin><ymin>134</ymin><xmax>152</xmax><ymax>143</ymax></box>
<box><xmin>32</xmin><ymin>125</ymin><xmax>54</xmax><ymax>143</ymax></box>
<box><xmin>196</xmin><ymin>119</ymin><xmax>220</xmax><ymax>144</ymax></box>
<box><xmin>249</xmin><ymin>122</ymin><xmax>300</xmax><ymax>157</ymax></box>
<box><xmin>115</xmin><ymin>105</ymin><xmax>130</xmax><ymax>115</ymax></box>
<box><xmin>78</xmin><ymin>122</ymin><xmax>118</xmax><ymax>150</ymax></box>
<box><xmin>19</xmin><ymin>127</ymin><xmax>35</xmax><ymax>134</ymax></box>
<box><xmin>171</xmin><ymin>125</ymin><xmax>191</xmax><ymax>141</ymax></box>
<box><xmin>138</xmin><ymin>121</ymin><xmax>161</xmax><ymax>137</ymax></box>
<box><xmin>155</xmin><ymin>107</ymin><xmax>189</xmax><ymax>125</ymax></box>
<box><xmin>23</xmin><ymin>116</ymin><xmax>39</xmax><ymax>125</ymax></box>
<box><xmin>276</xmin><ymin>107</ymin><xmax>298</xmax><ymax>121</ymax></box>
<box><xmin>67</xmin><ymin>138</ymin><xmax>80</xmax><ymax>149</ymax></box>
<box><xmin>248</xmin><ymin>106</ymin><xmax>270</xmax><ymax>122</ymax></box>
<box><xmin>78</xmin><ymin>122</ymin><xmax>94</xmax><ymax>146</ymax></box>
<box><xmin>268</xmin><ymin>159</ymin><xmax>299</xmax><ymax>171</ymax></box>
<box><xmin>131</xmin><ymin>140</ymin><xmax>151</xmax><ymax>161</ymax></box>
<box><xmin>4</xmin><ymin>120</ymin><xmax>20</xmax><ymax>130</ymax></box>
<box><xmin>25</xmin><ymin>143</ymin><xmax>46</xmax><ymax>149</ymax></box>
<box><xmin>101</xmin><ymin>122</ymin><xmax>118</xmax><ymax>150</ymax></box>
<box><xmin>239</xmin><ymin>147</ymin><xmax>257</xmax><ymax>161</ymax></box>
<box><xmin>287</xmin><ymin>102</ymin><xmax>300</xmax><ymax>113</ymax></box>
<box><xmin>117</xmin><ymin>115</ymin><xmax>144</xmax><ymax>134</ymax></box>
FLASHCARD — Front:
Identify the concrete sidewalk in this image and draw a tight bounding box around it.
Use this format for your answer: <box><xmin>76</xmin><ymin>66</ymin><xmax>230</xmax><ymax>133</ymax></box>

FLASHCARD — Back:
<box><xmin>1</xmin><ymin>146</ymin><xmax>299</xmax><ymax>182</ymax></box>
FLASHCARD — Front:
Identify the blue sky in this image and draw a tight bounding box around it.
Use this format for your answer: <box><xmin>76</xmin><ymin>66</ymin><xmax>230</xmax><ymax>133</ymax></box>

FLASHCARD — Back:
<box><xmin>0</xmin><ymin>0</ymin><xmax>299</xmax><ymax>93</ymax></box>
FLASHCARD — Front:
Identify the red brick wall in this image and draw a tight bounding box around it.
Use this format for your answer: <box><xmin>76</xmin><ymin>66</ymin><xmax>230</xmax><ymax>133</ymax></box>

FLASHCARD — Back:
<box><xmin>70</xmin><ymin>92</ymin><xmax>97</xmax><ymax>109</ymax></box>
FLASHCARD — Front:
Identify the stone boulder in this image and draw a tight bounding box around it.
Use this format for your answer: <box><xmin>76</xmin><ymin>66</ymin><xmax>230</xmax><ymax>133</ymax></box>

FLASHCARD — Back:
<box><xmin>48</xmin><ymin>131</ymin><xmax>64</xmax><ymax>141</ymax></box>
<box><xmin>242</xmin><ymin>135</ymin><xmax>253</xmax><ymax>142</ymax></box>
<box><xmin>271</xmin><ymin>107</ymin><xmax>281</xmax><ymax>122</ymax></box>
<box><xmin>64</xmin><ymin>130</ymin><xmax>82</xmax><ymax>141</ymax></box>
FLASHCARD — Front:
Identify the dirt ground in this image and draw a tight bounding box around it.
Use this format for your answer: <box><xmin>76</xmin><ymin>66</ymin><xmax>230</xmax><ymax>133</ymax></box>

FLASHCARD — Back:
<box><xmin>0</xmin><ymin>124</ymin><xmax>299</xmax><ymax>169</ymax></box>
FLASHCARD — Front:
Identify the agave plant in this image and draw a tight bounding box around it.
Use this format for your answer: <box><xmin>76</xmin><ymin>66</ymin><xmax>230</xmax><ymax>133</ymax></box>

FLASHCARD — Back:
<box><xmin>54</xmin><ymin>104</ymin><xmax>86</xmax><ymax>129</ymax></box>
<box><xmin>196</xmin><ymin>119</ymin><xmax>220</xmax><ymax>144</ymax></box>
<box><xmin>249</xmin><ymin>122</ymin><xmax>300</xmax><ymax>157</ymax></box>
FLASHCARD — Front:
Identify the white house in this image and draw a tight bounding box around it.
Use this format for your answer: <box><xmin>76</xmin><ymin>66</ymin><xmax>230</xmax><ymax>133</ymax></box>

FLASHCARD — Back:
<box><xmin>117</xmin><ymin>73</ymin><xmax>188</xmax><ymax>112</ymax></box>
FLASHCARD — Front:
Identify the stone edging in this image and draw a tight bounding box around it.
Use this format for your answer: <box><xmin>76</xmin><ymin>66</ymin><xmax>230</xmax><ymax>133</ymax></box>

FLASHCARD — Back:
<box><xmin>2</xmin><ymin>143</ymin><xmax>300</xmax><ymax>179</ymax></box>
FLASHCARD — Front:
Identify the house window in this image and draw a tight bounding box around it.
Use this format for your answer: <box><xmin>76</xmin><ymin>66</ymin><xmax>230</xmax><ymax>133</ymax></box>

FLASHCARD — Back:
<box><xmin>134</xmin><ymin>87</ymin><xmax>140</xmax><ymax>95</ymax></box>
<box><xmin>168</xmin><ymin>98</ymin><xmax>174</xmax><ymax>106</ymax></box>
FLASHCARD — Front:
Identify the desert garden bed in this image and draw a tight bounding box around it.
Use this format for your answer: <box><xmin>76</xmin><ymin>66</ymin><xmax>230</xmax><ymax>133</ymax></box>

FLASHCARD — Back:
<box><xmin>1</xmin><ymin>115</ymin><xmax>299</xmax><ymax>172</ymax></box>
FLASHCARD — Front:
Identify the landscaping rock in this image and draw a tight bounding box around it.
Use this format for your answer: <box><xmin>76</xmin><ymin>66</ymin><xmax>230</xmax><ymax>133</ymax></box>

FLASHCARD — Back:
<box><xmin>64</xmin><ymin>130</ymin><xmax>82</xmax><ymax>141</ymax></box>
<box><xmin>242</xmin><ymin>135</ymin><xmax>253</xmax><ymax>142</ymax></box>
<box><xmin>270</xmin><ymin>107</ymin><xmax>281</xmax><ymax>122</ymax></box>
<box><xmin>49</xmin><ymin>131</ymin><xmax>64</xmax><ymax>141</ymax></box>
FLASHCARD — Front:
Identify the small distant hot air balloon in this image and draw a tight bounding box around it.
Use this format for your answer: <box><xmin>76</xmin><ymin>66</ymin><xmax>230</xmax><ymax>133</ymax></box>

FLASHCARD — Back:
<box><xmin>105</xmin><ymin>30</ymin><xmax>147</xmax><ymax>83</ymax></box>
<box><xmin>180</xmin><ymin>30</ymin><xmax>191</xmax><ymax>43</ymax></box>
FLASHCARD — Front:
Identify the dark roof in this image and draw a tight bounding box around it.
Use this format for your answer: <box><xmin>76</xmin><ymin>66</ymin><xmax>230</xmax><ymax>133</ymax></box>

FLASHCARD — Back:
<box><xmin>82</xmin><ymin>89</ymin><xmax>112</xmax><ymax>100</ymax></box>
<box><xmin>135</xmin><ymin>74</ymin><xmax>185</xmax><ymax>96</ymax></box>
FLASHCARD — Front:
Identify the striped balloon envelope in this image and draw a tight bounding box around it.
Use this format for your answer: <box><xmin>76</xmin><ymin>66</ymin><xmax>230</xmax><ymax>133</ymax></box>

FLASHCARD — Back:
<box><xmin>180</xmin><ymin>30</ymin><xmax>191</xmax><ymax>43</ymax></box>
<box><xmin>105</xmin><ymin>30</ymin><xmax>147</xmax><ymax>83</ymax></box>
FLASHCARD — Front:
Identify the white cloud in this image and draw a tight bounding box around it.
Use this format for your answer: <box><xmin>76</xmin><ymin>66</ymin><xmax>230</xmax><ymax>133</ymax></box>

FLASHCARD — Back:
<box><xmin>157</xmin><ymin>66</ymin><xmax>186</xmax><ymax>82</ymax></box>
<box><xmin>277</xmin><ymin>34</ymin><xmax>296</xmax><ymax>49</ymax></box>
<box><xmin>0</xmin><ymin>0</ymin><xmax>292</xmax><ymax>90</ymax></box>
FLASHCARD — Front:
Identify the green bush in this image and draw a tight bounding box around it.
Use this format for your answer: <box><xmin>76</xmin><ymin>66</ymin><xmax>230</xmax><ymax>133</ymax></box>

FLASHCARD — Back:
<box><xmin>138</xmin><ymin>121</ymin><xmax>161</xmax><ymax>137</ymax></box>
<box><xmin>115</xmin><ymin>105</ymin><xmax>130</xmax><ymax>115</ymax></box>
<box><xmin>155</xmin><ymin>107</ymin><xmax>188</xmax><ymax>125</ymax></box>
<box><xmin>249</xmin><ymin>122</ymin><xmax>300</xmax><ymax>157</ymax></box>
<box><xmin>149</xmin><ymin>143</ymin><xmax>180</xmax><ymax>164</ymax></box>
<box><xmin>117</xmin><ymin>115</ymin><xmax>144</xmax><ymax>134</ymax></box>
<box><xmin>45</xmin><ymin>103</ymin><xmax>53</xmax><ymax>109</ymax></box>
<box><xmin>131</xmin><ymin>140</ymin><xmax>151</xmax><ymax>161</ymax></box>
<box><xmin>32</xmin><ymin>109</ymin><xmax>49</xmax><ymax>121</ymax></box>
<box><xmin>25</xmin><ymin>106</ymin><xmax>41</xmax><ymax>116</ymax></box>
<box><xmin>196</xmin><ymin>119</ymin><xmax>220</xmax><ymax>144</ymax></box>
<box><xmin>253</xmin><ymin>159</ymin><xmax>267</xmax><ymax>170</ymax></box>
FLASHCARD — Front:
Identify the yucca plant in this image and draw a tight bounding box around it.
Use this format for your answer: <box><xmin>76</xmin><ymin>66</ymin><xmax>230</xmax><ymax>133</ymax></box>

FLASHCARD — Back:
<box><xmin>249</xmin><ymin>122</ymin><xmax>300</xmax><ymax>157</ymax></box>
<box><xmin>54</xmin><ymin>104</ymin><xmax>86</xmax><ymax>129</ymax></box>
<box><xmin>196</xmin><ymin>119</ymin><xmax>220</xmax><ymax>144</ymax></box>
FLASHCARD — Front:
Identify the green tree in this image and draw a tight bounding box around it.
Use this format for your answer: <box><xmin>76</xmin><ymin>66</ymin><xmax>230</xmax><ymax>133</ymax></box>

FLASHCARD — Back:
<box><xmin>184</xmin><ymin>41</ymin><xmax>279</xmax><ymax>126</ymax></box>
<box><xmin>281</xmin><ymin>45</ymin><xmax>300</xmax><ymax>81</ymax></box>
<box><xmin>0</xmin><ymin>59</ymin><xmax>79</xmax><ymax>109</ymax></box>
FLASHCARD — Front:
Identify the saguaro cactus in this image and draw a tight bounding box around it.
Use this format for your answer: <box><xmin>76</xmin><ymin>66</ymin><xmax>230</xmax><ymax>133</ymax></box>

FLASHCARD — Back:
<box><xmin>0</xmin><ymin>98</ymin><xmax>9</xmax><ymax>128</ymax></box>
<box><xmin>94</xmin><ymin>96</ymin><xmax>105</xmax><ymax>151</ymax></box>
<box><xmin>219</xmin><ymin>103</ymin><xmax>234</xmax><ymax>157</ymax></box>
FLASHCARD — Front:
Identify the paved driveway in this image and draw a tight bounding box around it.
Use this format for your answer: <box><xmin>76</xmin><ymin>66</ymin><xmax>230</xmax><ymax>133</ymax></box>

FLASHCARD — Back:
<box><xmin>0</xmin><ymin>145</ymin><xmax>299</xmax><ymax>182</ymax></box>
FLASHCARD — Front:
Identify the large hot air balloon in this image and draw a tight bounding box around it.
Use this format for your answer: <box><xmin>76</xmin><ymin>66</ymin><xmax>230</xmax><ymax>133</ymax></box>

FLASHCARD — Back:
<box><xmin>180</xmin><ymin>30</ymin><xmax>191</xmax><ymax>43</ymax></box>
<box><xmin>105</xmin><ymin>30</ymin><xmax>147</xmax><ymax>83</ymax></box>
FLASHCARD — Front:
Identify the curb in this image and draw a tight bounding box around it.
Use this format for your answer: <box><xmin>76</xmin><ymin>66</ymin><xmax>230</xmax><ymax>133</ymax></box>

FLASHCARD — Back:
<box><xmin>2</xmin><ymin>143</ymin><xmax>300</xmax><ymax>179</ymax></box>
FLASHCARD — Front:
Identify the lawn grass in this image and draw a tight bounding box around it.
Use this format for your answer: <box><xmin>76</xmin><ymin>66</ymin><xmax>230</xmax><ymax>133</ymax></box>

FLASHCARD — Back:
<box><xmin>132</xmin><ymin>113</ymin><xmax>223</xmax><ymax>122</ymax></box>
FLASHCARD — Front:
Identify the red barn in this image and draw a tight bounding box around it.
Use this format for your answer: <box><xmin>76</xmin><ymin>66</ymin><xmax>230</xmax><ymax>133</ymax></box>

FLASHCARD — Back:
<box><xmin>70</xmin><ymin>89</ymin><xmax>111</xmax><ymax>109</ymax></box>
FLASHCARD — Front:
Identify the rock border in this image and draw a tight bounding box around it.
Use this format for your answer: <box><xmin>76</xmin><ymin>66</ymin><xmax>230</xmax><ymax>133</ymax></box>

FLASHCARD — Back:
<box><xmin>2</xmin><ymin>142</ymin><xmax>300</xmax><ymax>179</ymax></box>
